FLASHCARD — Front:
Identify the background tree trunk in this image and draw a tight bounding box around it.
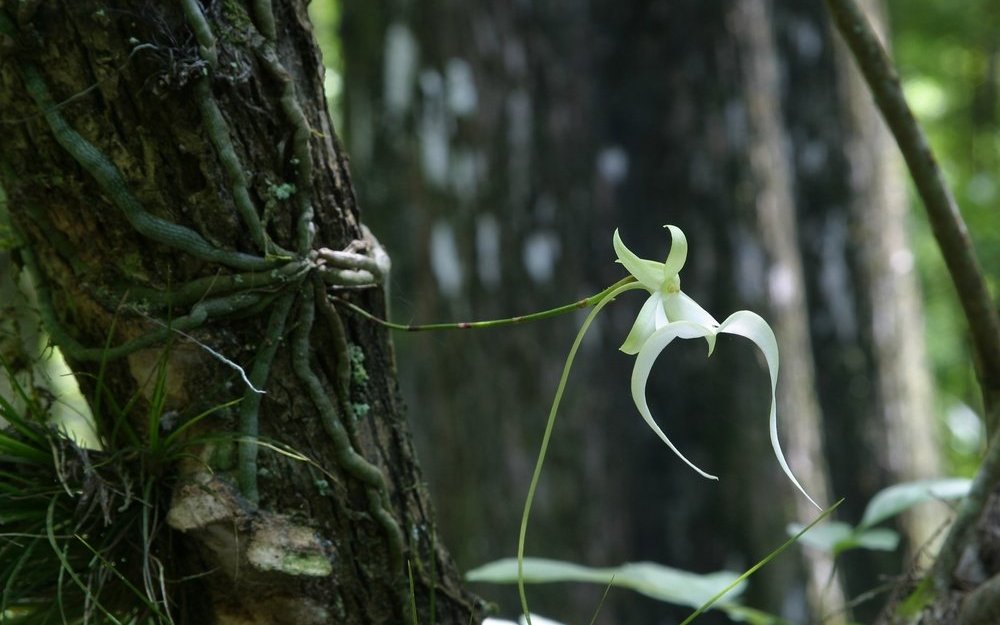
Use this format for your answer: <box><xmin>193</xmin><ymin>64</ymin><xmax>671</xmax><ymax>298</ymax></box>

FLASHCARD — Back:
<box><xmin>0</xmin><ymin>1</ymin><xmax>475</xmax><ymax>623</ymax></box>
<box><xmin>340</xmin><ymin>0</ymin><xmax>940</xmax><ymax>623</ymax></box>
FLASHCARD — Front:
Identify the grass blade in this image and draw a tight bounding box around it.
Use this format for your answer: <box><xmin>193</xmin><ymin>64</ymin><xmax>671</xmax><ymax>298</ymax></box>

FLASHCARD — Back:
<box><xmin>678</xmin><ymin>498</ymin><xmax>844</xmax><ymax>625</ymax></box>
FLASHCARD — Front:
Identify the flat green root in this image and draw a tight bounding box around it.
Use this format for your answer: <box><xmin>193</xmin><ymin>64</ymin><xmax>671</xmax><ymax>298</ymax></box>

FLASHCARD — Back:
<box><xmin>290</xmin><ymin>287</ymin><xmax>405</xmax><ymax>575</ymax></box>
<box><xmin>238</xmin><ymin>291</ymin><xmax>296</xmax><ymax>504</ymax></box>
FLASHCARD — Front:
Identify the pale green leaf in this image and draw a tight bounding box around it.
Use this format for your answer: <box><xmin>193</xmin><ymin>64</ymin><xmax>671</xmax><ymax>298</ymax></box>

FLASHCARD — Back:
<box><xmin>718</xmin><ymin>310</ymin><xmax>819</xmax><ymax>509</ymax></box>
<box><xmin>785</xmin><ymin>521</ymin><xmax>854</xmax><ymax>553</ymax></box>
<box><xmin>517</xmin><ymin>615</ymin><xmax>567</xmax><ymax>625</ymax></box>
<box><xmin>851</xmin><ymin>528</ymin><xmax>901</xmax><ymax>552</ymax></box>
<box><xmin>632</xmin><ymin>320</ymin><xmax>720</xmax><ymax>480</ymax></box>
<box><xmin>859</xmin><ymin>478</ymin><xmax>971</xmax><ymax>529</ymax></box>
<box><xmin>482</xmin><ymin>616</ymin><xmax>567</xmax><ymax>625</ymax></box>
<box><xmin>786</xmin><ymin>522</ymin><xmax>900</xmax><ymax>555</ymax></box>
<box><xmin>467</xmin><ymin>557</ymin><xmax>745</xmax><ymax>609</ymax></box>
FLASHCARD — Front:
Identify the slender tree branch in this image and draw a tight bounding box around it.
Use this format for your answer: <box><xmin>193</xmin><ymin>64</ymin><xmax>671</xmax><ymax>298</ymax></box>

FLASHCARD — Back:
<box><xmin>824</xmin><ymin>0</ymin><xmax>1000</xmax><ymax>410</ymax></box>
<box><xmin>824</xmin><ymin>0</ymin><xmax>1000</xmax><ymax>595</ymax></box>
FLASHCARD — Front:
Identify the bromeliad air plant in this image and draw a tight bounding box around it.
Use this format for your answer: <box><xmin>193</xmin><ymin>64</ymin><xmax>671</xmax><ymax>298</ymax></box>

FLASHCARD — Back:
<box><xmin>337</xmin><ymin>224</ymin><xmax>820</xmax><ymax>622</ymax></box>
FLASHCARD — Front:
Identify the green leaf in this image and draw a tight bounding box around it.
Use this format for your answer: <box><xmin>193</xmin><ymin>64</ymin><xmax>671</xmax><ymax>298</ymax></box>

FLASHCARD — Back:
<box><xmin>850</xmin><ymin>528</ymin><xmax>901</xmax><ymax>552</ymax></box>
<box><xmin>859</xmin><ymin>478</ymin><xmax>971</xmax><ymax>529</ymax></box>
<box><xmin>786</xmin><ymin>523</ymin><xmax>899</xmax><ymax>555</ymax></box>
<box><xmin>0</xmin><ymin>432</ymin><xmax>49</xmax><ymax>464</ymax></box>
<box><xmin>468</xmin><ymin>557</ymin><xmax>745</xmax><ymax>609</ymax></box>
<box><xmin>786</xmin><ymin>520</ymin><xmax>854</xmax><ymax>553</ymax></box>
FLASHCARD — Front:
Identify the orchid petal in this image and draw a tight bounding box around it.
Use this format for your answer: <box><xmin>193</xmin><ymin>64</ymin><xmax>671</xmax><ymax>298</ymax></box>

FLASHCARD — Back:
<box><xmin>664</xmin><ymin>291</ymin><xmax>720</xmax><ymax>355</ymax></box>
<box><xmin>621</xmin><ymin>293</ymin><xmax>664</xmax><ymax>355</ymax></box>
<box><xmin>718</xmin><ymin>310</ymin><xmax>820</xmax><ymax>509</ymax></box>
<box><xmin>631</xmin><ymin>321</ymin><xmax>720</xmax><ymax>480</ymax></box>
<box><xmin>613</xmin><ymin>229</ymin><xmax>665</xmax><ymax>291</ymax></box>
<box><xmin>662</xmin><ymin>225</ymin><xmax>688</xmax><ymax>276</ymax></box>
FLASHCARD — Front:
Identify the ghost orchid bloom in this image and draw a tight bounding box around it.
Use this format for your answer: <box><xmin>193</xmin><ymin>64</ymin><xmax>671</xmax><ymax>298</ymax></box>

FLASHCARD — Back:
<box><xmin>614</xmin><ymin>226</ymin><xmax>818</xmax><ymax>509</ymax></box>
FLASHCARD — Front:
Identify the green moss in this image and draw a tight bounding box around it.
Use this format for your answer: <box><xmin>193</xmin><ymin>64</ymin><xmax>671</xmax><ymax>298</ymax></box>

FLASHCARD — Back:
<box><xmin>221</xmin><ymin>0</ymin><xmax>253</xmax><ymax>33</ymax></box>
<box><xmin>314</xmin><ymin>478</ymin><xmax>331</xmax><ymax>496</ymax></box>
<box><xmin>281</xmin><ymin>552</ymin><xmax>332</xmax><ymax>577</ymax></box>
<box><xmin>351</xmin><ymin>402</ymin><xmax>370</xmax><ymax>420</ymax></box>
<box><xmin>269</xmin><ymin>182</ymin><xmax>297</xmax><ymax>200</ymax></box>
<box><xmin>262</xmin><ymin>181</ymin><xmax>297</xmax><ymax>237</ymax></box>
<box><xmin>120</xmin><ymin>252</ymin><xmax>149</xmax><ymax>281</ymax></box>
<box><xmin>209</xmin><ymin>440</ymin><xmax>236</xmax><ymax>471</ymax></box>
<box><xmin>347</xmin><ymin>343</ymin><xmax>368</xmax><ymax>386</ymax></box>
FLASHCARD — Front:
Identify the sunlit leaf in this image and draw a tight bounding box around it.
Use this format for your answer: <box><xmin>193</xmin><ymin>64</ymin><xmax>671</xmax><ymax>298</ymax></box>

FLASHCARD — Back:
<box><xmin>787</xmin><ymin>521</ymin><xmax>900</xmax><ymax>555</ymax></box>
<box><xmin>859</xmin><ymin>478</ymin><xmax>971</xmax><ymax>529</ymax></box>
<box><xmin>469</xmin><ymin>557</ymin><xmax>746</xmax><ymax>609</ymax></box>
<box><xmin>786</xmin><ymin>520</ymin><xmax>854</xmax><ymax>553</ymax></box>
<box><xmin>850</xmin><ymin>528</ymin><xmax>901</xmax><ymax>552</ymax></box>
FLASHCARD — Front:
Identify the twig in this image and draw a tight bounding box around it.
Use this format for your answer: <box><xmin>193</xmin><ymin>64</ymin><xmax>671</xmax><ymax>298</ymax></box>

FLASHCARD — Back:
<box><xmin>823</xmin><ymin>0</ymin><xmax>1000</xmax><ymax>594</ymax></box>
<box><xmin>824</xmin><ymin>0</ymin><xmax>1000</xmax><ymax>411</ymax></box>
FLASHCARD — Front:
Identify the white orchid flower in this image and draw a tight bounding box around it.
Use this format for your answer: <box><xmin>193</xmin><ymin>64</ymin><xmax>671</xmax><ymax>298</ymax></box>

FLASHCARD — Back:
<box><xmin>614</xmin><ymin>226</ymin><xmax>818</xmax><ymax>508</ymax></box>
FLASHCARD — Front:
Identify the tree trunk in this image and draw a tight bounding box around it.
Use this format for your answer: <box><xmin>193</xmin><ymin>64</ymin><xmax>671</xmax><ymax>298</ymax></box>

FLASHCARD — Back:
<box><xmin>0</xmin><ymin>2</ymin><xmax>476</xmax><ymax>623</ymax></box>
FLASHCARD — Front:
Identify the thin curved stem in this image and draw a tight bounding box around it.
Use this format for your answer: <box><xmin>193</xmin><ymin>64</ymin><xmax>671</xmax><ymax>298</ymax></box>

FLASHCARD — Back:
<box><xmin>517</xmin><ymin>281</ymin><xmax>644</xmax><ymax>624</ymax></box>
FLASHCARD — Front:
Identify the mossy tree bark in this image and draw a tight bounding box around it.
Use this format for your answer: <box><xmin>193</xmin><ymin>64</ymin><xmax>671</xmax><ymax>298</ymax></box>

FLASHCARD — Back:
<box><xmin>0</xmin><ymin>1</ymin><xmax>477</xmax><ymax>623</ymax></box>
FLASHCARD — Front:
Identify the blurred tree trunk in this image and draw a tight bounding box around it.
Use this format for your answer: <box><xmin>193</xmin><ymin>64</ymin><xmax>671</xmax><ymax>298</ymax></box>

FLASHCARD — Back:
<box><xmin>0</xmin><ymin>1</ymin><xmax>476</xmax><ymax>623</ymax></box>
<box><xmin>341</xmin><ymin>0</ymin><xmax>939</xmax><ymax>623</ymax></box>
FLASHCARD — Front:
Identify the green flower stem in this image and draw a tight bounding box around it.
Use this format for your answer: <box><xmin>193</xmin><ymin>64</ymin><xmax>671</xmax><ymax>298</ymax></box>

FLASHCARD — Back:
<box><xmin>333</xmin><ymin>277</ymin><xmax>637</xmax><ymax>333</ymax></box>
<box><xmin>517</xmin><ymin>281</ymin><xmax>645</xmax><ymax>624</ymax></box>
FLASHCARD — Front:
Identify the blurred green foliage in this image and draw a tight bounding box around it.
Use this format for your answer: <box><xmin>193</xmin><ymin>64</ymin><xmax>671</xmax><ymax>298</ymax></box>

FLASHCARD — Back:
<box><xmin>889</xmin><ymin>0</ymin><xmax>1000</xmax><ymax>474</ymax></box>
<box><xmin>308</xmin><ymin>0</ymin><xmax>343</xmax><ymax>130</ymax></box>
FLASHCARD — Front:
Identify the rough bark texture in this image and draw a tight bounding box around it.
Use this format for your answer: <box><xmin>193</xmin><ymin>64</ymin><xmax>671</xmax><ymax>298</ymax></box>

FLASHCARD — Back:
<box><xmin>0</xmin><ymin>1</ymin><xmax>477</xmax><ymax>623</ymax></box>
<box><xmin>341</xmin><ymin>0</ymin><xmax>939</xmax><ymax>623</ymax></box>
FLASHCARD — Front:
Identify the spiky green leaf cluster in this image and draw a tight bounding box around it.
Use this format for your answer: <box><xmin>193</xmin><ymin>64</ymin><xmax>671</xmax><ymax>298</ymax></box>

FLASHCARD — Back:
<box><xmin>0</xmin><ymin>353</ymin><xmax>221</xmax><ymax>625</ymax></box>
